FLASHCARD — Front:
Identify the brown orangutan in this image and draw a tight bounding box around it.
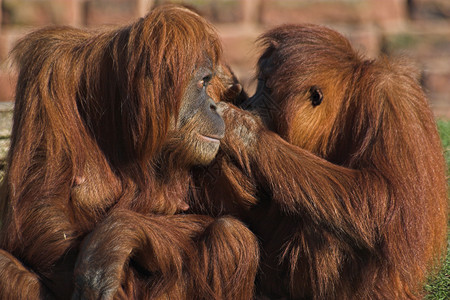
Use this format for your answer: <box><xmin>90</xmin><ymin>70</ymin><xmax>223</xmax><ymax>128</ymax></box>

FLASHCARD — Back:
<box><xmin>0</xmin><ymin>5</ymin><xmax>258</xmax><ymax>300</ymax></box>
<box><xmin>191</xmin><ymin>24</ymin><xmax>448</xmax><ymax>299</ymax></box>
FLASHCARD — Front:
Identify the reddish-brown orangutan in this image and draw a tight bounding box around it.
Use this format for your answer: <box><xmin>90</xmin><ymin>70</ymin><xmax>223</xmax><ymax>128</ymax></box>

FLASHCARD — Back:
<box><xmin>192</xmin><ymin>24</ymin><xmax>448</xmax><ymax>299</ymax></box>
<box><xmin>0</xmin><ymin>5</ymin><xmax>258</xmax><ymax>300</ymax></box>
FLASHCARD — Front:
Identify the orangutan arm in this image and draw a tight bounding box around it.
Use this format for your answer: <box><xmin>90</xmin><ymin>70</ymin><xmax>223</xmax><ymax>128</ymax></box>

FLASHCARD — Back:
<box><xmin>71</xmin><ymin>209</ymin><xmax>208</xmax><ymax>299</ymax></box>
<box><xmin>219</xmin><ymin>103</ymin><xmax>390</xmax><ymax>248</ymax></box>
<box><xmin>72</xmin><ymin>209</ymin><xmax>259</xmax><ymax>300</ymax></box>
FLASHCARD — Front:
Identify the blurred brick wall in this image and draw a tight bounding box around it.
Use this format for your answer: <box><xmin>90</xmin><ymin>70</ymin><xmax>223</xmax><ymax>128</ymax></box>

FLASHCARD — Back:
<box><xmin>1</xmin><ymin>0</ymin><xmax>449</xmax><ymax>117</ymax></box>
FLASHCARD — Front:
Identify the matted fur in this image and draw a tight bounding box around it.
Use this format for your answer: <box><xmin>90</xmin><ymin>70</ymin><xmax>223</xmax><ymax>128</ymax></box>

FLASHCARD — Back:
<box><xmin>193</xmin><ymin>24</ymin><xmax>448</xmax><ymax>299</ymax></box>
<box><xmin>0</xmin><ymin>5</ymin><xmax>258</xmax><ymax>299</ymax></box>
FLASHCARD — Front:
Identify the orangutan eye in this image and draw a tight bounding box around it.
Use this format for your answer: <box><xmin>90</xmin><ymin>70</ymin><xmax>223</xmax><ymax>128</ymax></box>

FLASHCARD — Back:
<box><xmin>309</xmin><ymin>86</ymin><xmax>323</xmax><ymax>107</ymax></box>
<box><xmin>197</xmin><ymin>75</ymin><xmax>212</xmax><ymax>90</ymax></box>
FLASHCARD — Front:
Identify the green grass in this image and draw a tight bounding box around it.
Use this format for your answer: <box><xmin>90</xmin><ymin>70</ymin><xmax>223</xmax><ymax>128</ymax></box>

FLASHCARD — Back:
<box><xmin>425</xmin><ymin>119</ymin><xmax>450</xmax><ymax>299</ymax></box>
<box><xmin>437</xmin><ymin>120</ymin><xmax>450</xmax><ymax>168</ymax></box>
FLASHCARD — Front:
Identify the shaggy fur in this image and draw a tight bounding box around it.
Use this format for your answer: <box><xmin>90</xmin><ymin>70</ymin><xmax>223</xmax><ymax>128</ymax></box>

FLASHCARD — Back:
<box><xmin>0</xmin><ymin>5</ymin><xmax>258</xmax><ymax>299</ymax></box>
<box><xmin>192</xmin><ymin>24</ymin><xmax>448</xmax><ymax>299</ymax></box>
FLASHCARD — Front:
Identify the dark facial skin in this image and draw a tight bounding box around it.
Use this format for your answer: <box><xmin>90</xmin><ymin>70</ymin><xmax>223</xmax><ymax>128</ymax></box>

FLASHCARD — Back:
<box><xmin>242</xmin><ymin>45</ymin><xmax>325</xmax><ymax>133</ymax></box>
<box><xmin>240</xmin><ymin>78</ymin><xmax>277</xmax><ymax>131</ymax></box>
<box><xmin>171</xmin><ymin>66</ymin><xmax>225</xmax><ymax>166</ymax></box>
<box><xmin>238</xmin><ymin>48</ymin><xmax>279</xmax><ymax>131</ymax></box>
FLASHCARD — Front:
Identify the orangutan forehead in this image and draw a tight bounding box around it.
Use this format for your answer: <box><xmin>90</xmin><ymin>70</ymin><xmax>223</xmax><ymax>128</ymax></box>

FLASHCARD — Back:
<box><xmin>193</xmin><ymin>58</ymin><xmax>213</xmax><ymax>74</ymax></box>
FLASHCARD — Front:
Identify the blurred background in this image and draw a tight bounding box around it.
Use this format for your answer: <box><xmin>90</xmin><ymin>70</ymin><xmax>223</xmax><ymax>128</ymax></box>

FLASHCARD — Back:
<box><xmin>0</xmin><ymin>0</ymin><xmax>449</xmax><ymax>118</ymax></box>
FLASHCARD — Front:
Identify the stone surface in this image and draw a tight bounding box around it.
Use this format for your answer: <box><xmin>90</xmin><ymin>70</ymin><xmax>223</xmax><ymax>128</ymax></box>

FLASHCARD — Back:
<box><xmin>84</xmin><ymin>0</ymin><xmax>138</xmax><ymax>26</ymax></box>
<box><xmin>409</xmin><ymin>0</ymin><xmax>450</xmax><ymax>20</ymax></box>
<box><xmin>0</xmin><ymin>102</ymin><xmax>12</xmax><ymax>175</ymax></box>
<box><xmin>260</xmin><ymin>0</ymin><xmax>372</xmax><ymax>26</ymax></box>
<box><xmin>0</xmin><ymin>0</ymin><xmax>448</xmax><ymax>116</ymax></box>
<box><xmin>2</xmin><ymin>0</ymin><xmax>80</xmax><ymax>26</ymax></box>
<box><xmin>154</xmin><ymin>0</ymin><xmax>243</xmax><ymax>23</ymax></box>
